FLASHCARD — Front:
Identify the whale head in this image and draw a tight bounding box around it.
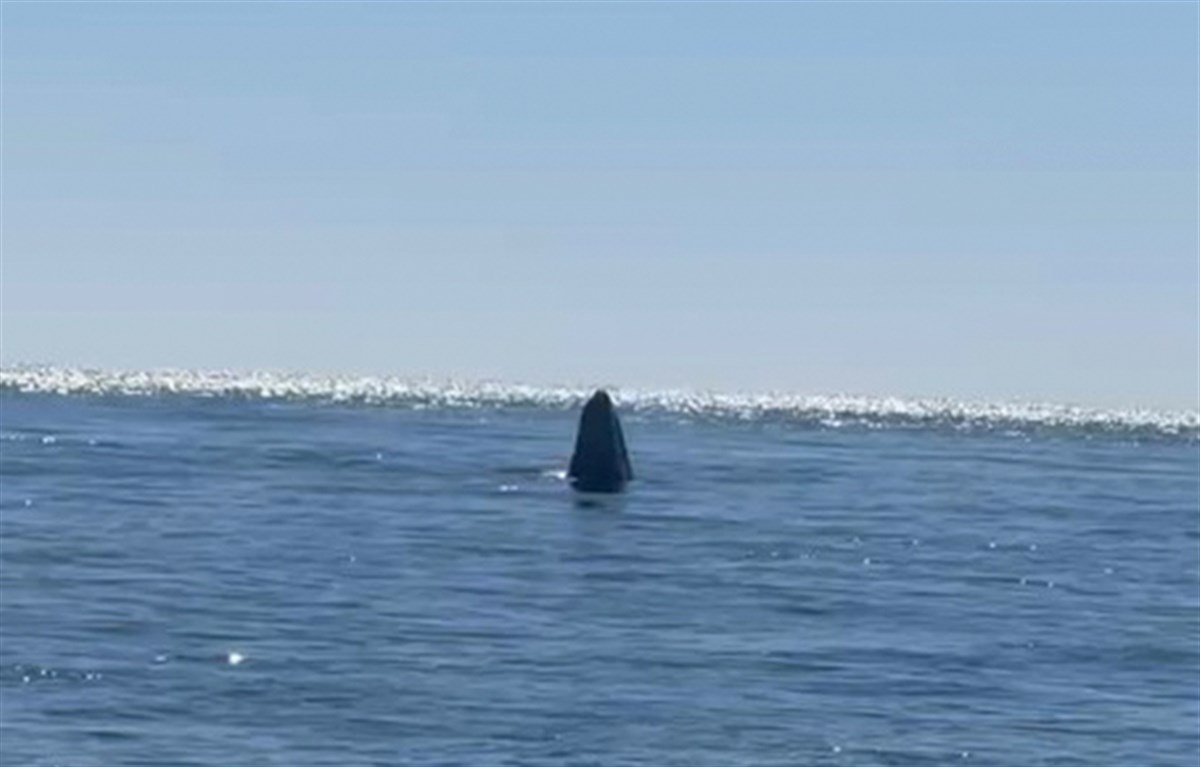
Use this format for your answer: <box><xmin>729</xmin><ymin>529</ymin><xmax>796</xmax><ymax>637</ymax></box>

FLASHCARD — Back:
<box><xmin>568</xmin><ymin>389</ymin><xmax>633</xmax><ymax>493</ymax></box>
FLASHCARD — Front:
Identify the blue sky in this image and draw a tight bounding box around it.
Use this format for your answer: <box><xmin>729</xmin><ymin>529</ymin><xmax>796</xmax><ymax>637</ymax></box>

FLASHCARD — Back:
<box><xmin>3</xmin><ymin>2</ymin><xmax>1196</xmax><ymax>408</ymax></box>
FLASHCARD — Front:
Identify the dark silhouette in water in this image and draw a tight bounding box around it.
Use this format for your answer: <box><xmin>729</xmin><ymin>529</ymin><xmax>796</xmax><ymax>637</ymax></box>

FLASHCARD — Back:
<box><xmin>568</xmin><ymin>390</ymin><xmax>633</xmax><ymax>493</ymax></box>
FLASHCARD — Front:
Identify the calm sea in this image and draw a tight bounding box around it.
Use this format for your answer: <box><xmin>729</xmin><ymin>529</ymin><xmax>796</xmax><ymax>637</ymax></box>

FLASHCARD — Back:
<box><xmin>1</xmin><ymin>369</ymin><xmax>1197</xmax><ymax>767</ymax></box>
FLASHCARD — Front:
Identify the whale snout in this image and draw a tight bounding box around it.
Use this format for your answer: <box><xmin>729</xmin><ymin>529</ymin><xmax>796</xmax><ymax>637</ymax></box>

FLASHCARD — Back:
<box><xmin>567</xmin><ymin>389</ymin><xmax>633</xmax><ymax>494</ymax></box>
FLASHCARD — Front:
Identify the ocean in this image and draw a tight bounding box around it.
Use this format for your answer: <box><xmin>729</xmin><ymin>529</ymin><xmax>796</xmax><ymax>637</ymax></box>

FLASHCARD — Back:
<box><xmin>1</xmin><ymin>368</ymin><xmax>1197</xmax><ymax>767</ymax></box>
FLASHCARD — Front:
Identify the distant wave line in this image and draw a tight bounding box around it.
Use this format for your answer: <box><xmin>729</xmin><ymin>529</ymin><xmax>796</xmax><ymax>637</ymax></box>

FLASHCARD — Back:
<box><xmin>1</xmin><ymin>365</ymin><xmax>1194</xmax><ymax>438</ymax></box>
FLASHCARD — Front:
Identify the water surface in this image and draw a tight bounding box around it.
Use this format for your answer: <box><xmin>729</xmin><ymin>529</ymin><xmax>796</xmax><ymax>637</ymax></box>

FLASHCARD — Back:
<box><xmin>1</xmin><ymin>376</ymin><xmax>1197</xmax><ymax>766</ymax></box>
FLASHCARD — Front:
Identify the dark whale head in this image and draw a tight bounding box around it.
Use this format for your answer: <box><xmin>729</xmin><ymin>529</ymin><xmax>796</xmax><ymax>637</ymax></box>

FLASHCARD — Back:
<box><xmin>568</xmin><ymin>389</ymin><xmax>633</xmax><ymax>493</ymax></box>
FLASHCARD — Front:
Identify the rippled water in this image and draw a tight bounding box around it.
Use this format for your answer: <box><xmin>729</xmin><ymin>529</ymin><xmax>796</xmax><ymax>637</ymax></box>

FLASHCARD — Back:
<box><xmin>1</xmin><ymin>382</ymin><xmax>1197</xmax><ymax>766</ymax></box>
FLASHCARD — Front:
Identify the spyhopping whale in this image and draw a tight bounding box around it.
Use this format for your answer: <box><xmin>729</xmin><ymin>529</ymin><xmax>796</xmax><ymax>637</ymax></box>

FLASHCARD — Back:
<box><xmin>568</xmin><ymin>390</ymin><xmax>633</xmax><ymax>493</ymax></box>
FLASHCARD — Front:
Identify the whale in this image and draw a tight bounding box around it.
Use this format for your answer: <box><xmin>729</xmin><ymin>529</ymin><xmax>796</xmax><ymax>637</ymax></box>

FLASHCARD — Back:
<box><xmin>568</xmin><ymin>390</ymin><xmax>633</xmax><ymax>493</ymax></box>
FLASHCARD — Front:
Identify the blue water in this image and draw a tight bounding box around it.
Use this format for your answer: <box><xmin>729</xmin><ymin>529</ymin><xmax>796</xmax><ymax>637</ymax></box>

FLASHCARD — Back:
<box><xmin>1</xmin><ymin>388</ymin><xmax>1197</xmax><ymax>767</ymax></box>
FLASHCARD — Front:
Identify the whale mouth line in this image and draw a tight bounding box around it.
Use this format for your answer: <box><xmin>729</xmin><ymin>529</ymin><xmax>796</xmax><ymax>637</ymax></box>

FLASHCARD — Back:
<box><xmin>567</xmin><ymin>389</ymin><xmax>633</xmax><ymax>494</ymax></box>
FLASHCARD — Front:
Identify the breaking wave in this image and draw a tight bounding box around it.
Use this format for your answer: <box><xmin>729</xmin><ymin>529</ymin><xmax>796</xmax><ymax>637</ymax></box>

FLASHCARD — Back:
<box><xmin>1</xmin><ymin>365</ymin><xmax>1195</xmax><ymax>439</ymax></box>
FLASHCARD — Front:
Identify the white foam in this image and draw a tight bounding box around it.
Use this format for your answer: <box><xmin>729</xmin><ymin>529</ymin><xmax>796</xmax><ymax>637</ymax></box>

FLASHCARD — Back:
<box><xmin>1</xmin><ymin>364</ymin><xmax>1194</xmax><ymax>438</ymax></box>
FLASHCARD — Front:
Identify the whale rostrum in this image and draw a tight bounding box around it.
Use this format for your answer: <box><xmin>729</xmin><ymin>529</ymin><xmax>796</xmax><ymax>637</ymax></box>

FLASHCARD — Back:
<box><xmin>567</xmin><ymin>390</ymin><xmax>633</xmax><ymax>493</ymax></box>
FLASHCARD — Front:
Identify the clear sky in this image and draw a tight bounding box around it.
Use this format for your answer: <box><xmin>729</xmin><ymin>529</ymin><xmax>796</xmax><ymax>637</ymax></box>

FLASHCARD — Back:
<box><xmin>3</xmin><ymin>2</ymin><xmax>1197</xmax><ymax>409</ymax></box>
